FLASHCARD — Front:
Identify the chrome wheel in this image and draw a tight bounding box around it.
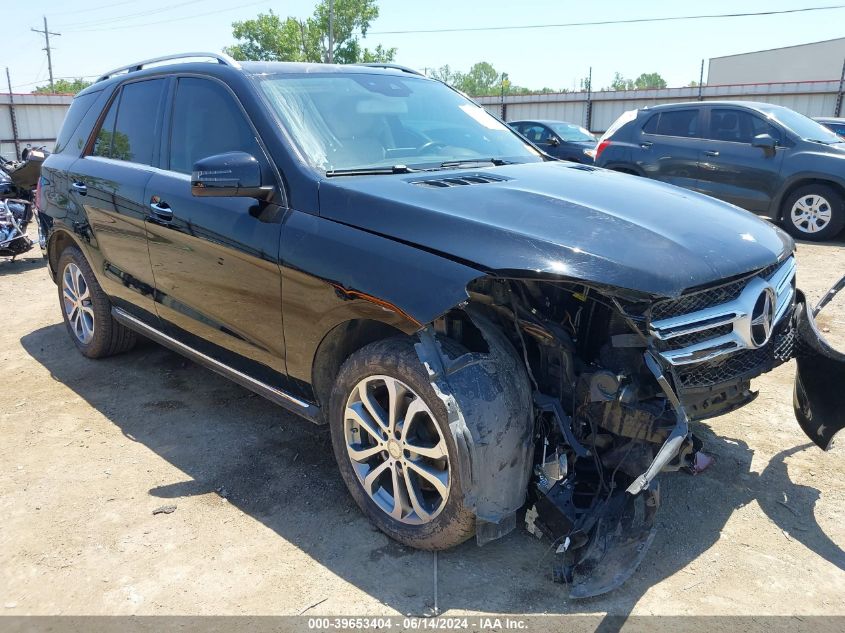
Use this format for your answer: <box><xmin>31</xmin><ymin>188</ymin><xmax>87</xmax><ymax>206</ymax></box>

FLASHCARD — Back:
<box><xmin>62</xmin><ymin>262</ymin><xmax>95</xmax><ymax>344</ymax></box>
<box><xmin>790</xmin><ymin>194</ymin><xmax>832</xmax><ymax>234</ymax></box>
<box><xmin>344</xmin><ymin>375</ymin><xmax>450</xmax><ymax>525</ymax></box>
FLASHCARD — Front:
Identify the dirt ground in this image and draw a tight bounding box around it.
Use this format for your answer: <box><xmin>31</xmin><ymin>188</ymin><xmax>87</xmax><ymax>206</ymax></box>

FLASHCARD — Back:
<box><xmin>1</xmin><ymin>225</ymin><xmax>844</xmax><ymax>618</ymax></box>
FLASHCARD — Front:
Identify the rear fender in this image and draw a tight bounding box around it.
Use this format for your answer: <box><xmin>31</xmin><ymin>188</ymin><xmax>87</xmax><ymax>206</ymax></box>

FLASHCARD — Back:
<box><xmin>793</xmin><ymin>280</ymin><xmax>845</xmax><ymax>450</ymax></box>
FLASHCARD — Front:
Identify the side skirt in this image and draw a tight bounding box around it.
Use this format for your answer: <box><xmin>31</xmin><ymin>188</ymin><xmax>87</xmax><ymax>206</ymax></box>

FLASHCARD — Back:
<box><xmin>112</xmin><ymin>307</ymin><xmax>321</xmax><ymax>423</ymax></box>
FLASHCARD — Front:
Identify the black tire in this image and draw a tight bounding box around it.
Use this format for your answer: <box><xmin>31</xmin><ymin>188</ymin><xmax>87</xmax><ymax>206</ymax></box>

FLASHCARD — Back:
<box><xmin>56</xmin><ymin>246</ymin><xmax>136</xmax><ymax>358</ymax></box>
<box><xmin>328</xmin><ymin>337</ymin><xmax>475</xmax><ymax>550</ymax></box>
<box><xmin>780</xmin><ymin>184</ymin><xmax>845</xmax><ymax>241</ymax></box>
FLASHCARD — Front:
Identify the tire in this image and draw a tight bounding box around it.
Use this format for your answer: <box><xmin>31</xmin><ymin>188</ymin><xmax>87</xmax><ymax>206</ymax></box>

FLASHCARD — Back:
<box><xmin>780</xmin><ymin>184</ymin><xmax>845</xmax><ymax>241</ymax></box>
<box><xmin>328</xmin><ymin>337</ymin><xmax>475</xmax><ymax>550</ymax></box>
<box><xmin>56</xmin><ymin>246</ymin><xmax>136</xmax><ymax>358</ymax></box>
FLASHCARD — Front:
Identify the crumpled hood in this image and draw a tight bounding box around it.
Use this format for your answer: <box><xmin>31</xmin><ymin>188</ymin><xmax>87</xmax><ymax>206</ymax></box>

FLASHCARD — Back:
<box><xmin>318</xmin><ymin>161</ymin><xmax>793</xmax><ymax>298</ymax></box>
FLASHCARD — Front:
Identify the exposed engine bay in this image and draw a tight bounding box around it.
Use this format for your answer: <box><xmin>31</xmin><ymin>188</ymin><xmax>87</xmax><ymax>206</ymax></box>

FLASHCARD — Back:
<box><xmin>415</xmin><ymin>258</ymin><xmax>844</xmax><ymax>598</ymax></box>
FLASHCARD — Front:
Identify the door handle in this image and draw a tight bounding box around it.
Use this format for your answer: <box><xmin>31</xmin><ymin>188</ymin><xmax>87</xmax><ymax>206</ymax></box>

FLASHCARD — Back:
<box><xmin>149</xmin><ymin>199</ymin><xmax>173</xmax><ymax>220</ymax></box>
<box><xmin>703</xmin><ymin>150</ymin><xmax>720</xmax><ymax>157</ymax></box>
<box><xmin>640</xmin><ymin>142</ymin><xmax>653</xmax><ymax>149</ymax></box>
<box><xmin>71</xmin><ymin>181</ymin><xmax>87</xmax><ymax>195</ymax></box>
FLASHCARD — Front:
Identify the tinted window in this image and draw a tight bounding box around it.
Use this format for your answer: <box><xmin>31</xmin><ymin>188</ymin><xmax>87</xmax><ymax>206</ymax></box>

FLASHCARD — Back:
<box><xmin>643</xmin><ymin>109</ymin><xmax>699</xmax><ymax>137</ymax></box>
<box><xmin>54</xmin><ymin>91</ymin><xmax>100</xmax><ymax>154</ymax></box>
<box><xmin>91</xmin><ymin>95</ymin><xmax>119</xmax><ymax>158</ymax></box>
<box><xmin>521</xmin><ymin>124</ymin><xmax>554</xmax><ymax>144</ymax></box>
<box><xmin>708</xmin><ymin>108</ymin><xmax>781</xmax><ymax>144</ymax></box>
<box><xmin>169</xmin><ymin>78</ymin><xmax>262</xmax><ymax>175</ymax></box>
<box><xmin>110</xmin><ymin>79</ymin><xmax>165</xmax><ymax>165</ymax></box>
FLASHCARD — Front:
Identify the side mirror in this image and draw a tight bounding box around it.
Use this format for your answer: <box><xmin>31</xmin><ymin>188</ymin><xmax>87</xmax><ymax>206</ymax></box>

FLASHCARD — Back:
<box><xmin>548</xmin><ymin>137</ymin><xmax>561</xmax><ymax>147</ymax></box>
<box><xmin>751</xmin><ymin>133</ymin><xmax>776</xmax><ymax>155</ymax></box>
<box><xmin>191</xmin><ymin>151</ymin><xmax>273</xmax><ymax>199</ymax></box>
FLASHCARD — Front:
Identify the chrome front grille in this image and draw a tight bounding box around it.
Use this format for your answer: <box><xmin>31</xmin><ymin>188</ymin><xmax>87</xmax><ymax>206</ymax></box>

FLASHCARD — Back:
<box><xmin>649</xmin><ymin>257</ymin><xmax>796</xmax><ymax>367</ymax></box>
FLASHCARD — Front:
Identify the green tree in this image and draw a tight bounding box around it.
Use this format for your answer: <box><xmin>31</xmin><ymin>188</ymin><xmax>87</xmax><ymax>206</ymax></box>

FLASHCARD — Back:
<box><xmin>33</xmin><ymin>78</ymin><xmax>91</xmax><ymax>94</ymax></box>
<box><xmin>634</xmin><ymin>72</ymin><xmax>667</xmax><ymax>89</ymax></box>
<box><xmin>609</xmin><ymin>72</ymin><xmax>635</xmax><ymax>91</ymax></box>
<box><xmin>225</xmin><ymin>0</ymin><xmax>395</xmax><ymax>64</ymax></box>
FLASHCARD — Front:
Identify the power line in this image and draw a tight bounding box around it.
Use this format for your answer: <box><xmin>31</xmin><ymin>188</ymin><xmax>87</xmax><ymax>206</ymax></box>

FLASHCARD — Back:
<box><xmin>49</xmin><ymin>0</ymin><xmax>137</xmax><ymax>17</ymax></box>
<box><xmin>58</xmin><ymin>0</ymin><xmax>206</xmax><ymax>30</ymax></box>
<box><xmin>31</xmin><ymin>16</ymin><xmax>60</xmax><ymax>92</ymax></box>
<box><xmin>62</xmin><ymin>0</ymin><xmax>271</xmax><ymax>32</ymax></box>
<box><xmin>369</xmin><ymin>5</ymin><xmax>845</xmax><ymax>35</ymax></box>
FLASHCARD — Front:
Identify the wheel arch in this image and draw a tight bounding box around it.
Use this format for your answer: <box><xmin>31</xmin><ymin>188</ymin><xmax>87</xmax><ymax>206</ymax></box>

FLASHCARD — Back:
<box><xmin>311</xmin><ymin>318</ymin><xmax>410</xmax><ymax>419</ymax></box>
<box><xmin>46</xmin><ymin>228</ymin><xmax>86</xmax><ymax>282</ymax></box>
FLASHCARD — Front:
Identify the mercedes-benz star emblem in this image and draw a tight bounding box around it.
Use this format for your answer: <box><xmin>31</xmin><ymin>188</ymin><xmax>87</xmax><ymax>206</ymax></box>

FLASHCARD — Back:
<box><xmin>750</xmin><ymin>287</ymin><xmax>776</xmax><ymax>347</ymax></box>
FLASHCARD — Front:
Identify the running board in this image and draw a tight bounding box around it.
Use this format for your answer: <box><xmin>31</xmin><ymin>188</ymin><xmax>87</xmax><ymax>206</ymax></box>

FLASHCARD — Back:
<box><xmin>111</xmin><ymin>307</ymin><xmax>321</xmax><ymax>423</ymax></box>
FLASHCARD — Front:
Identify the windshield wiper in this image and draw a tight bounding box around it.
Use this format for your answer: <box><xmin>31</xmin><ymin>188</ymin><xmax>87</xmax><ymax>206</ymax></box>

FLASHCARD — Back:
<box><xmin>325</xmin><ymin>165</ymin><xmax>419</xmax><ymax>177</ymax></box>
<box><xmin>438</xmin><ymin>158</ymin><xmax>512</xmax><ymax>168</ymax></box>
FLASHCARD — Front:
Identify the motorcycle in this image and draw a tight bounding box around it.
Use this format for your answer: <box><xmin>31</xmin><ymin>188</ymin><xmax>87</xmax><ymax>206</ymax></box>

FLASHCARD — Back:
<box><xmin>1</xmin><ymin>145</ymin><xmax>49</xmax><ymax>261</ymax></box>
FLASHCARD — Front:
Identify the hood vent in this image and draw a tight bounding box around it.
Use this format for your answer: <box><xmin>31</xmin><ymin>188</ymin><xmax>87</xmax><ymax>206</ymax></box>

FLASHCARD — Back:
<box><xmin>410</xmin><ymin>173</ymin><xmax>509</xmax><ymax>188</ymax></box>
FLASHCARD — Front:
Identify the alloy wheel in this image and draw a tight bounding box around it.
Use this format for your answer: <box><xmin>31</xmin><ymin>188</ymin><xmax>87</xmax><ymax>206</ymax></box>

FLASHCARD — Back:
<box><xmin>344</xmin><ymin>375</ymin><xmax>450</xmax><ymax>525</ymax></box>
<box><xmin>62</xmin><ymin>262</ymin><xmax>95</xmax><ymax>344</ymax></box>
<box><xmin>790</xmin><ymin>194</ymin><xmax>832</xmax><ymax>234</ymax></box>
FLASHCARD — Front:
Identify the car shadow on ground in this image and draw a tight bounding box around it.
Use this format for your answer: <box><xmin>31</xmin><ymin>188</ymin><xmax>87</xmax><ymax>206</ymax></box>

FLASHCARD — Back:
<box><xmin>19</xmin><ymin>324</ymin><xmax>843</xmax><ymax>620</ymax></box>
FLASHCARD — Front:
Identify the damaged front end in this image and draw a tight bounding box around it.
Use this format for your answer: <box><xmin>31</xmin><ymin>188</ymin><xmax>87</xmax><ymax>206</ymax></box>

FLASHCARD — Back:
<box><xmin>414</xmin><ymin>261</ymin><xmax>845</xmax><ymax>598</ymax></box>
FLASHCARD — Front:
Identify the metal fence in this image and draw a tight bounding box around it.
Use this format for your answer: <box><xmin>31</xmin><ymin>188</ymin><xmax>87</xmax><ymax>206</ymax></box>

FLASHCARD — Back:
<box><xmin>1</xmin><ymin>92</ymin><xmax>73</xmax><ymax>161</ymax></box>
<box><xmin>476</xmin><ymin>79</ymin><xmax>845</xmax><ymax>133</ymax></box>
<box><xmin>3</xmin><ymin>78</ymin><xmax>844</xmax><ymax>159</ymax></box>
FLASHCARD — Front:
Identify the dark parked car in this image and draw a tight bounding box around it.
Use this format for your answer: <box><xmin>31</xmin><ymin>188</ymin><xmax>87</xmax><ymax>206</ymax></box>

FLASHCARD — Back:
<box><xmin>595</xmin><ymin>101</ymin><xmax>845</xmax><ymax>241</ymax></box>
<box><xmin>38</xmin><ymin>53</ymin><xmax>844</xmax><ymax>597</ymax></box>
<box><xmin>508</xmin><ymin>119</ymin><xmax>596</xmax><ymax>163</ymax></box>
<box><xmin>815</xmin><ymin>116</ymin><xmax>845</xmax><ymax>140</ymax></box>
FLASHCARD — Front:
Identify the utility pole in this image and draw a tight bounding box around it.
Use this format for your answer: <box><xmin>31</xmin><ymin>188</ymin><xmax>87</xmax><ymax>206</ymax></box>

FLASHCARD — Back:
<box><xmin>32</xmin><ymin>16</ymin><xmax>60</xmax><ymax>92</ymax></box>
<box><xmin>328</xmin><ymin>0</ymin><xmax>334</xmax><ymax>64</ymax></box>
<box><xmin>697</xmin><ymin>59</ymin><xmax>705</xmax><ymax>101</ymax></box>
<box><xmin>585</xmin><ymin>66</ymin><xmax>593</xmax><ymax>132</ymax></box>
<box><xmin>835</xmin><ymin>57</ymin><xmax>845</xmax><ymax>117</ymax></box>
<box><xmin>6</xmin><ymin>68</ymin><xmax>21</xmax><ymax>160</ymax></box>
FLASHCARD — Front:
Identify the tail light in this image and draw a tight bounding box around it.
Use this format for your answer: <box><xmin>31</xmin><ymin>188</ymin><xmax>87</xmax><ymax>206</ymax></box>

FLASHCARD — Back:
<box><xmin>594</xmin><ymin>139</ymin><xmax>611</xmax><ymax>162</ymax></box>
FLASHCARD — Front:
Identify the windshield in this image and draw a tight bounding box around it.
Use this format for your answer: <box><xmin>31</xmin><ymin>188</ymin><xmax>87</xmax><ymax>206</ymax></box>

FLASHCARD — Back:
<box><xmin>549</xmin><ymin>122</ymin><xmax>596</xmax><ymax>142</ymax></box>
<box><xmin>767</xmin><ymin>107</ymin><xmax>843</xmax><ymax>144</ymax></box>
<box><xmin>258</xmin><ymin>73</ymin><xmax>542</xmax><ymax>172</ymax></box>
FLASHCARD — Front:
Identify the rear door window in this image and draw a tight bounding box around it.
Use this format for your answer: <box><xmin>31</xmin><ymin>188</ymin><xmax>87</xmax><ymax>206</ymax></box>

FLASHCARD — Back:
<box><xmin>521</xmin><ymin>124</ymin><xmax>554</xmax><ymax>144</ymax></box>
<box><xmin>89</xmin><ymin>78</ymin><xmax>166</xmax><ymax>165</ymax></box>
<box><xmin>643</xmin><ymin>109</ymin><xmax>700</xmax><ymax>137</ymax></box>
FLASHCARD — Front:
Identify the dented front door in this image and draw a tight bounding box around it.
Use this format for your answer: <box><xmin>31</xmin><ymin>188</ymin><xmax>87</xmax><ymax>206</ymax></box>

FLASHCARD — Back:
<box><xmin>793</xmin><ymin>278</ymin><xmax>845</xmax><ymax>450</ymax></box>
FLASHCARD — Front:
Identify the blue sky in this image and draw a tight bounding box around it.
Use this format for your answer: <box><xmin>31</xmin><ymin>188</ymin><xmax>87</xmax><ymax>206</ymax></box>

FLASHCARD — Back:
<box><xmin>6</xmin><ymin>0</ymin><xmax>845</xmax><ymax>92</ymax></box>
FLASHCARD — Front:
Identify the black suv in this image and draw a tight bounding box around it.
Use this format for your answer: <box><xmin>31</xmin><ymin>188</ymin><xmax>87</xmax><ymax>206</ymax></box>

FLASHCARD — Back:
<box><xmin>38</xmin><ymin>53</ymin><xmax>844</xmax><ymax>597</ymax></box>
<box><xmin>595</xmin><ymin>101</ymin><xmax>845</xmax><ymax>241</ymax></box>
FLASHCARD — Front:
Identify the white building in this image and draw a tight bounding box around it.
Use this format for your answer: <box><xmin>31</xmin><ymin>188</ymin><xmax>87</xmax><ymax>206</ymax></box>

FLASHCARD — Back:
<box><xmin>708</xmin><ymin>37</ymin><xmax>845</xmax><ymax>85</ymax></box>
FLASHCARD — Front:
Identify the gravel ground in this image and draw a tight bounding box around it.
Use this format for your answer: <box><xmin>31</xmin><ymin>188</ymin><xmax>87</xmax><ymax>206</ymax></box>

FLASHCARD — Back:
<box><xmin>1</xmin><ymin>225</ymin><xmax>844</xmax><ymax>617</ymax></box>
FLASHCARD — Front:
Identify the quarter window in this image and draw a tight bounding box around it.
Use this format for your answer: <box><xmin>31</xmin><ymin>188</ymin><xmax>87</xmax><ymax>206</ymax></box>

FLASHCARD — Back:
<box><xmin>642</xmin><ymin>109</ymin><xmax>699</xmax><ymax>138</ymax></box>
<box><xmin>168</xmin><ymin>78</ymin><xmax>262</xmax><ymax>175</ymax></box>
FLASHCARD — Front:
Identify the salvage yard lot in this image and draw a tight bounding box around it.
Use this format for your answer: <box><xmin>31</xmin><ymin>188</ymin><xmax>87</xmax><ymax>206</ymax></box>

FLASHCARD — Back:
<box><xmin>1</xmin><ymin>226</ymin><xmax>844</xmax><ymax>617</ymax></box>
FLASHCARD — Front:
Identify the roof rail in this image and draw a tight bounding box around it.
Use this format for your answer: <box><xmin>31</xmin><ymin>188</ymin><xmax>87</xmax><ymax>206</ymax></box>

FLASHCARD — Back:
<box><xmin>95</xmin><ymin>52</ymin><xmax>240</xmax><ymax>83</ymax></box>
<box><xmin>354</xmin><ymin>63</ymin><xmax>424</xmax><ymax>77</ymax></box>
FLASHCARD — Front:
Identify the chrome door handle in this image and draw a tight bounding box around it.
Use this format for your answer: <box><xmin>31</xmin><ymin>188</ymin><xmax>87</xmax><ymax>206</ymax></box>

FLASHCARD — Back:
<box><xmin>640</xmin><ymin>142</ymin><xmax>653</xmax><ymax>149</ymax></box>
<box><xmin>149</xmin><ymin>200</ymin><xmax>173</xmax><ymax>219</ymax></box>
<box><xmin>703</xmin><ymin>150</ymin><xmax>720</xmax><ymax>157</ymax></box>
<box><xmin>71</xmin><ymin>181</ymin><xmax>87</xmax><ymax>195</ymax></box>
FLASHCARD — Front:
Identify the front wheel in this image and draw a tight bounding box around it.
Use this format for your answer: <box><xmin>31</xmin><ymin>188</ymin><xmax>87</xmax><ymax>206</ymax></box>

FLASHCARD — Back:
<box><xmin>781</xmin><ymin>184</ymin><xmax>845</xmax><ymax>241</ymax></box>
<box><xmin>328</xmin><ymin>337</ymin><xmax>475</xmax><ymax>550</ymax></box>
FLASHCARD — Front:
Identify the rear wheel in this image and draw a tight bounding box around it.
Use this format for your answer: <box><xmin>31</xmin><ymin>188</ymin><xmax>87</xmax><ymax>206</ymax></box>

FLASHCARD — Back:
<box><xmin>328</xmin><ymin>337</ymin><xmax>475</xmax><ymax>550</ymax></box>
<box><xmin>781</xmin><ymin>184</ymin><xmax>845</xmax><ymax>241</ymax></box>
<box><xmin>56</xmin><ymin>246</ymin><xmax>136</xmax><ymax>358</ymax></box>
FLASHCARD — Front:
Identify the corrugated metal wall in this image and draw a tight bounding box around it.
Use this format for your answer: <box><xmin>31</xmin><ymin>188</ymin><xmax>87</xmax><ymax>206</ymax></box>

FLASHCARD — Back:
<box><xmin>2</xmin><ymin>79</ymin><xmax>842</xmax><ymax>160</ymax></box>
<box><xmin>478</xmin><ymin>80</ymin><xmax>843</xmax><ymax>133</ymax></box>
<box><xmin>1</xmin><ymin>93</ymin><xmax>73</xmax><ymax>161</ymax></box>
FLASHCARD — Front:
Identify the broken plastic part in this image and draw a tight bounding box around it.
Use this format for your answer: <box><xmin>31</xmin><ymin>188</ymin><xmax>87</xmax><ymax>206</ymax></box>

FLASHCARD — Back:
<box><xmin>792</xmin><ymin>286</ymin><xmax>845</xmax><ymax>450</ymax></box>
<box><xmin>414</xmin><ymin>305</ymin><xmax>534</xmax><ymax>545</ymax></box>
